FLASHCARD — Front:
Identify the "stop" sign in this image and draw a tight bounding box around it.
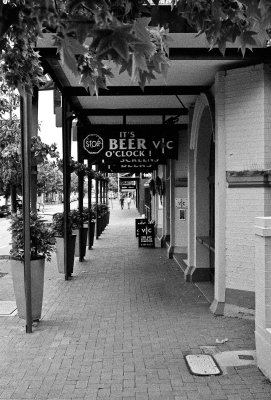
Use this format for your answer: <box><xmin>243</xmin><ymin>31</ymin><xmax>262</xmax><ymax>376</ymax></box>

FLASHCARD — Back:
<box><xmin>83</xmin><ymin>134</ymin><xmax>104</xmax><ymax>154</ymax></box>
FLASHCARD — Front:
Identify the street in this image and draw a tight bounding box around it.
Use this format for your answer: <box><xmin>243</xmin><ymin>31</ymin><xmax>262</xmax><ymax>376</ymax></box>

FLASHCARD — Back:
<box><xmin>0</xmin><ymin>217</ymin><xmax>11</xmax><ymax>257</ymax></box>
<box><xmin>0</xmin><ymin>204</ymin><xmax>64</xmax><ymax>258</ymax></box>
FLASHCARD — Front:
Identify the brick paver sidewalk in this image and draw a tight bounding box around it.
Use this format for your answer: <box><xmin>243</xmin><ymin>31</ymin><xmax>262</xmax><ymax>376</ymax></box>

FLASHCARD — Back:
<box><xmin>0</xmin><ymin>201</ymin><xmax>270</xmax><ymax>399</ymax></box>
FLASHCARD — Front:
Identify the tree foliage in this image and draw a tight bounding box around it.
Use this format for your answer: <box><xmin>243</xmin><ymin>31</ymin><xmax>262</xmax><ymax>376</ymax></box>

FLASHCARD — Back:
<box><xmin>0</xmin><ymin>81</ymin><xmax>60</xmax><ymax>196</ymax></box>
<box><xmin>0</xmin><ymin>0</ymin><xmax>171</xmax><ymax>94</ymax></box>
<box><xmin>172</xmin><ymin>0</ymin><xmax>271</xmax><ymax>55</ymax></box>
<box><xmin>37</xmin><ymin>160</ymin><xmax>63</xmax><ymax>198</ymax></box>
<box><xmin>1</xmin><ymin>1</ymin><xmax>269</xmax><ymax>96</ymax></box>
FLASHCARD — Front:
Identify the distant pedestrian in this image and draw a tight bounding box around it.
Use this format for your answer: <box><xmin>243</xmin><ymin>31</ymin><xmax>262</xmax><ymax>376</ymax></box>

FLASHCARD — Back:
<box><xmin>37</xmin><ymin>194</ymin><xmax>44</xmax><ymax>212</ymax></box>
<box><xmin>120</xmin><ymin>197</ymin><xmax>124</xmax><ymax>210</ymax></box>
<box><xmin>127</xmin><ymin>196</ymin><xmax>131</xmax><ymax>210</ymax></box>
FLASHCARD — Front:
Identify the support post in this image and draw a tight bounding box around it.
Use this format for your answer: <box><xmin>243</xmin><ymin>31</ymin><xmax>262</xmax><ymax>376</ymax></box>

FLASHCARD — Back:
<box><xmin>77</xmin><ymin>131</ymin><xmax>84</xmax><ymax>262</ymax></box>
<box><xmin>88</xmin><ymin>160</ymin><xmax>93</xmax><ymax>249</ymax></box>
<box><xmin>100</xmin><ymin>179</ymin><xmax>102</xmax><ymax>204</ymax></box>
<box><xmin>21</xmin><ymin>92</ymin><xmax>32</xmax><ymax>333</ymax></box>
<box><xmin>30</xmin><ymin>88</ymin><xmax>39</xmax><ymax>213</ymax></box>
<box><xmin>167</xmin><ymin>159</ymin><xmax>175</xmax><ymax>258</ymax></box>
<box><xmin>62</xmin><ymin>97</ymin><xmax>72</xmax><ymax>280</ymax></box>
<box><xmin>96</xmin><ymin>177</ymin><xmax>99</xmax><ymax>239</ymax></box>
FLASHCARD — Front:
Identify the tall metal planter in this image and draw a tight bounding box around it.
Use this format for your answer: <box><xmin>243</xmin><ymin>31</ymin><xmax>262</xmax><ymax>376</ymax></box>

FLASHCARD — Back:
<box><xmin>73</xmin><ymin>226</ymin><xmax>88</xmax><ymax>257</ymax></box>
<box><xmin>55</xmin><ymin>235</ymin><xmax>76</xmax><ymax>275</ymax></box>
<box><xmin>89</xmin><ymin>221</ymin><xmax>95</xmax><ymax>248</ymax></box>
<box><xmin>11</xmin><ymin>257</ymin><xmax>45</xmax><ymax>321</ymax></box>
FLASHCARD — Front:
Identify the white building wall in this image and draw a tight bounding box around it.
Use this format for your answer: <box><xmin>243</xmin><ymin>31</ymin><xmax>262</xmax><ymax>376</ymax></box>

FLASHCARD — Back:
<box><xmin>224</xmin><ymin>65</ymin><xmax>271</xmax><ymax>293</ymax></box>
<box><xmin>174</xmin><ymin>131</ymin><xmax>188</xmax><ymax>253</ymax></box>
<box><xmin>225</xmin><ymin>65</ymin><xmax>265</xmax><ymax>171</ymax></box>
<box><xmin>226</xmin><ymin>188</ymin><xmax>266</xmax><ymax>291</ymax></box>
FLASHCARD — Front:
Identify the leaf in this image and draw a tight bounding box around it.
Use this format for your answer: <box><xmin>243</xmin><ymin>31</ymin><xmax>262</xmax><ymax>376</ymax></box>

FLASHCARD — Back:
<box><xmin>59</xmin><ymin>37</ymin><xmax>86</xmax><ymax>74</ymax></box>
<box><xmin>96</xmin><ymin>36</ymin><xmax>113</xmax><ymax>56</ymax></box>
<box><xmin>66</xmin><ymin>36</ymin><xmax>88</xmax><ymax>56</ymax></box>
<box><xmin>133</xmin><ymin>52</ymin><xmax>148</xmax><ymax>73</ymax></box>
<box><xmin>236</xmin><ymin>30</ymin><xmax>258</xmax><ymax>56</ymax></box>
<box><xmin>133</xmin><ymin>17</ymin><xmax>152</xmax><ymax>43</ymax></box>
<box><xmin>111</xmin><ymin>32</ymin><xmax>130</xmax><ymax>61</ymax></box>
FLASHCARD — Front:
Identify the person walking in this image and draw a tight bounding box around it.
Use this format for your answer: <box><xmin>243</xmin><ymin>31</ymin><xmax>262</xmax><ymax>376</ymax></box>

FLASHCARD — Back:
<box><xmin>37</xmin><ymin>193</ymin><xmax>44</xmax><ymax>212</ymax></box>
<box><xmin>127</xmin><ymin>195</ymin><xmax>131</xmax><ymax>210</ymax></box>
<box><xmin>120</xmin><ymin>197</ymin><xmax>124</xmax><ymax>210</ymax></box>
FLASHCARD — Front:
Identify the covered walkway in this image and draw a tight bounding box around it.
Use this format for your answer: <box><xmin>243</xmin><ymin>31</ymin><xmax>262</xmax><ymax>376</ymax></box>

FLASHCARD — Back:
<box><xmin>0</xmin><ymin>202</ymin><xmax>270</xmax><ymax>399</ymax></box>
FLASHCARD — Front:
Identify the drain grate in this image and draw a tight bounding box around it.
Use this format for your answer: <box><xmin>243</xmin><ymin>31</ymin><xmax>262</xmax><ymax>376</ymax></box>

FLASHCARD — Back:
<box><xmin>185</xmin><ymin>354</ymin><xmax>222</xmax><ymax>376</ymax></box>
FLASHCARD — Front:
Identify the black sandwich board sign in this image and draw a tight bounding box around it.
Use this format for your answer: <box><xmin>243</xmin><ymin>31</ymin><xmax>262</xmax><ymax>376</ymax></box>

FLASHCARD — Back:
<box><xmin>78</xmin><ymin>125</ymin><xmax>179</xmax><ymax>166</ymax></box>
<box><xmin>138</xmin><ymin>222</ymin><xmax>155</xmax><ymax>248</ymax></box>
<box><xmin>135</xmin><ymin>218</ymin><xmax>148</xmax><ymax>237</ymax></box>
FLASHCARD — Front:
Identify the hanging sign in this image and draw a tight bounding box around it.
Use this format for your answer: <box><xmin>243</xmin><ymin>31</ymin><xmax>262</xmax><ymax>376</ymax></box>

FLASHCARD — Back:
<box><xmin>78</xmin><ymin>125</ymin><xmax>179</xmax><ymax>165</ymax></box>
<box><xmin>99</xmin><ymin>163</ymin><xmax>158</xmax><ymax>173</ymax></box>
<box><xmin>121</xmin><ymin>184</ymin><xmax>136</xmax><ymax>190</ymax></box>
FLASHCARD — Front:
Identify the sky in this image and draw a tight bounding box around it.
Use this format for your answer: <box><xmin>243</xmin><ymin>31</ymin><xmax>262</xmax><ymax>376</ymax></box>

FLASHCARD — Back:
<box><xmin>38</xmin><ymin>90</ymin><xmax>77</xmax><ymax>159</ymax></box>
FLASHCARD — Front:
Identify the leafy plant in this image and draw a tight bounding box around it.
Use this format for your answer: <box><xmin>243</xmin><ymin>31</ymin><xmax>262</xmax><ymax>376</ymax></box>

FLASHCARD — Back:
<box><xmin>70</xmin><ymin>209</ymin><xmax>84</xmax><ymax>229</ymax></box>
<box><xmin>51</xmin><ymin>212</ymin><xmax>74</xmax><ymax>237</ymax></box>
<box><xmin>9</xmin><ymin>212</ymin><xmax>55</xmax><ymax>261</ymax></box>
<box><xmin>82</xmin><ymin>207</ymin><xmax>96</xmax><ymax>222</ymax></box>
<box><xmin>58</xmin><ymin>158</ymin><xmax>96</xmax><ymax>178</ymax></box>
<box><xmin>92</xmin><ymin>203</ymin><xmax>109</xmax><ymax>216</ymax></box>
<box><xmin>31</xmin><ymin>136</ymin><xmax>59</xmax><ymax>165</ymax></box>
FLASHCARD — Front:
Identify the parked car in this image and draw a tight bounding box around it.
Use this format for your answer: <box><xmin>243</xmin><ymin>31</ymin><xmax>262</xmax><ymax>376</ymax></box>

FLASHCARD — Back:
<box><xmin>0</xmin><ymin>205</ymin><xmax>11</xmax><ymax>217</ymax></box>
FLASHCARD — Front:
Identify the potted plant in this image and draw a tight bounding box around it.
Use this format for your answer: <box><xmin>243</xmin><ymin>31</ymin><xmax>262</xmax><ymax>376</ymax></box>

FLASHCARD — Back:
<box><xmin>70</xmin><ymin>209</ymin><xmax>88</xmax><ymax>259</ymax></box>
<box><xmin>51</xmin><ymin>212</ymin><xmax>76</xmax><ymax>274</ymax></box>
<box><xmin>82</xmin><ymin>207</ymin><xmax>96</xmax><ymax>249</ymax></box>
<box><xmin>8</xmin><ymin>212</ymin><xmax>55</xmax><ymax>321</ymax></box>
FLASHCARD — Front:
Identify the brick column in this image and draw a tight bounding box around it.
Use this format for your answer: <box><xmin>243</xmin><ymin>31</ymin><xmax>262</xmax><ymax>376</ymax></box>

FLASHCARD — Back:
<box><xmin>255</xmin><ymin>216</ymin><xmax>271</xmax><ymax>380</ymax></box>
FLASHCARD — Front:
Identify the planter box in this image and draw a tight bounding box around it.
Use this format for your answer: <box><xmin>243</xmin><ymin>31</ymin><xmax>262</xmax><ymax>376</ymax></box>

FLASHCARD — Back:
<box><xmin>73</xmin><ymin>227</ymin><xmax>88</xmax><ymax>257</ymax></box>
<box><xmin>10</xmin><ymin>257</ymin><xmax>45</xmax><ymax>320</ymax></box>
<box><xmin>88</xmin><ymin>221</ymin><xmax>95</xmax><ymax>248</ymax></box>
<box><xmin>55</xmin><ymin>235</ymin><xmax>76</xmax><ymax>274</ymax></box>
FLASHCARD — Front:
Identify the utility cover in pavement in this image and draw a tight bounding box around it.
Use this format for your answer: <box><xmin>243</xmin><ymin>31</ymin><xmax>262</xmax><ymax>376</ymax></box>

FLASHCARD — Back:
<box><xmin>0</xmin><ymin>301</ymin><xmax>17</xmax><ymax>316</ymax></box>
<box><xmin>185</xmin><ymin>354</ymin><xmax>222</xmax><ymax>376</ymax></box>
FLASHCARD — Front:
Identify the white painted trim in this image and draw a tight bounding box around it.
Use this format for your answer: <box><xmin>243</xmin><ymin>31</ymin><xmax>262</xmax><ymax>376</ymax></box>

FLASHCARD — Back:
<box><xmin>190</xmin><ymin>93</ymin><xmax>214</xmax><ymax>150</ymax></box>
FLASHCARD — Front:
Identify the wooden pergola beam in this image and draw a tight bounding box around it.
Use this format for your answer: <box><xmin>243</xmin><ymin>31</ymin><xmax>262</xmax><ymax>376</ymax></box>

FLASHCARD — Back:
<box><xmin>74</xmin><ymin>108</ymin><xmax>188</xmax><ymax>116</ymax></box>
<box><xmin>62</xmin><ymin>85</ymin><xmax>209</xmax><ymax>97</ymax></box>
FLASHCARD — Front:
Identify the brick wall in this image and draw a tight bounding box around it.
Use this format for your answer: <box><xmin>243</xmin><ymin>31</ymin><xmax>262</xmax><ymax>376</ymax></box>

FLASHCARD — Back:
<box><xmin>225</xmin><ymin>65</ymin><xmax>265</xmax><ymax>171</ymax></box>
<box><xmin>224</xmin><ymin>64</ymin><xmax>271</xmax><ymax>291</ymax></box>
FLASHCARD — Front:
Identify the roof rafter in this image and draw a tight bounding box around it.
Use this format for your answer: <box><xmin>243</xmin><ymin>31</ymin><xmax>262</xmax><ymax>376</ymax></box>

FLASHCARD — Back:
<box><xmin>63</xmin><ymin>85</ymin><xmax>208</xmax><ymax>96</ymax></box>
<box><xmin>74</xmin><ymin>108</ymin><xmax>188</xmax><ymax>116</ymax></box>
